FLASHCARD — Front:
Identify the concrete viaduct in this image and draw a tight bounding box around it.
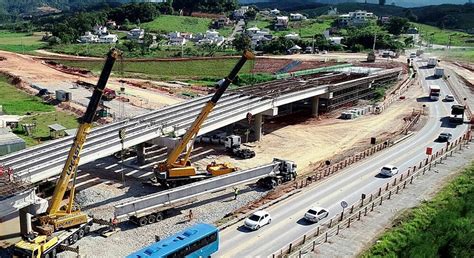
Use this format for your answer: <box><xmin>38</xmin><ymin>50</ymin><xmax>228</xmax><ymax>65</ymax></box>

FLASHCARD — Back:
<box><xmin>0</xmin><ymin>67</ymin><xmax>401</xmax><ymax>186</ymax></box>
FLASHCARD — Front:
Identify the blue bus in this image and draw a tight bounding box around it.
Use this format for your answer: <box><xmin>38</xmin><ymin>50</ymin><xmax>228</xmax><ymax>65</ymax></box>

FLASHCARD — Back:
<box><xmin>127</xmin><ymin>223</ymin><xmax>219</xmax><ymax>258</ymax></box>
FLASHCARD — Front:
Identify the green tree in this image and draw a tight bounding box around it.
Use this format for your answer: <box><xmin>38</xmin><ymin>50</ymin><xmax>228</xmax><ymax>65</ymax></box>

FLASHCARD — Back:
<box><xmin>404</xmin><ymin>9</ymin><xmax>418</xmax><ymax>22</ymax></box>
<box><xmin>385</xmin><ymin>17</ymin><xmax>409</xmax><ymax>35</ymax></box>
<box><xmin>404</xmin><ymin>37</ymin><xmax>414</xmax><ymax>47</ymax></box>
<box><xmin>232</xmin><ymin>34</ymin><xmax>251</xmax><ymax>51</ymax></box>
<box><xmin>245</xmin><ymin>9</ymin><xmax>257</xmax><ymax>20</ymax></box>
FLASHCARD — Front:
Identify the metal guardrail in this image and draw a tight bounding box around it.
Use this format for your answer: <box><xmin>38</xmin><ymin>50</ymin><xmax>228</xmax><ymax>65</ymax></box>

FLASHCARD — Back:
<box><xmin>272</xmin><ymin>129</ymin><xmax>472</xmax><ymax>257</ymax></box>
<box><xmin>114</xmin><ymin>162</ymin><xmax>282</xmax><ymax>219</ymax></box>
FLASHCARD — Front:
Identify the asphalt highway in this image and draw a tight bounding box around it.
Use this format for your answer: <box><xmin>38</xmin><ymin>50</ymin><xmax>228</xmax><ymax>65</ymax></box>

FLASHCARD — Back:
<box><xmin>216</xmin><ymin>59</ymin><xmax>468</xmax><ymax>257</ymax></box>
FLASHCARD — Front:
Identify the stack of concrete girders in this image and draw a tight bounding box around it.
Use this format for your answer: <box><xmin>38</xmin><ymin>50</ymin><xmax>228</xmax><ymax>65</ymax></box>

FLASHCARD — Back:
<box><xmin>340</xmin><ymin>112</ymin><xmax>355</xmax><ymax>120</ymax></box>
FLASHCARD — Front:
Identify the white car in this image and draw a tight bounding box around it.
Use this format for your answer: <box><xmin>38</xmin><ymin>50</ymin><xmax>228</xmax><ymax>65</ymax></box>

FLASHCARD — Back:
<box><xmin>409</xmin><ymin>53</ymin><xmax>416</xmax><ymax>59</ymax></box>
<box><xmin>380</xmin><ymin>165</ymin><xmax>399</xmax><ymax>177</ymax></box>
<box><xmin>304</xmin><ymin>207</ymin><xmax>329</xmax><ymax>223</ymax></box>
<box><xmin>244</xmin><ymin>210</ymin><xmax>271</xmax><ymax>230</ymax></box>
<box><xmin>444</xmin><ymin>95</ymin><xmax>455</xmax><ymax>102</ymax></box>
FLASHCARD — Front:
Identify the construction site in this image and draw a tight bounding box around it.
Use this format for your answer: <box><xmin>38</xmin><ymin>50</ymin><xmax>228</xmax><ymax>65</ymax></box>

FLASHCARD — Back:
<box><xmin>0</xmin><ymin>47</ymin><xmax>434</xmax><ymax>257</ymax></box>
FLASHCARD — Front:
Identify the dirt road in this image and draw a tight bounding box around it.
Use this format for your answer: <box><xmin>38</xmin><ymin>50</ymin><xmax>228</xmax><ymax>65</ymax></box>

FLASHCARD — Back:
<box><xmin>195</xmin><ymin>79</ymin><xmax>423</xmax><ymax>174</ymax></box>
<box><xmin>0</xmin><ymin>51</ymin><xmax>182</xmax><ymax>114</ymax></box>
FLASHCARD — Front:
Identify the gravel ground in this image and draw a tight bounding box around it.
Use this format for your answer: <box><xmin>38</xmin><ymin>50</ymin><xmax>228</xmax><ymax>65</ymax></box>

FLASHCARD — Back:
<box><xmin>58</xmin><ymin>178</ymin><xmax>268</xmax><ymax>258</ymax></box>
<box><xmin>299</xmin><ymin>142</ymin><xmax>474</xmax><ymax>257</ymax></box>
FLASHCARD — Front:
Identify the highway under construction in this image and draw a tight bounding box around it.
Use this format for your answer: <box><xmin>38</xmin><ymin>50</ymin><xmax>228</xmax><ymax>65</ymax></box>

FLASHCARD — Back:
<box><xmin>0</xmin><ymin>50</ymin><xmax>412</xmax><ymax>257</ymax></box>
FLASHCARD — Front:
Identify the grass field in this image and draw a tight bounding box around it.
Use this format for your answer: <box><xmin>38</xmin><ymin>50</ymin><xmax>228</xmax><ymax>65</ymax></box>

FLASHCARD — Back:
<box><xmin>0</xmin><ymin>76</ymin><xmax>54</xmax><ymax>115</ymax></box>
<box><xmin>141</xmin><ymin>15</ymin><xmax>231</xmax><ymax>36</ymax></box>
<box><xmin>0</xmin><ymin>75</ymin><xmax>78</xmax><ymax>146</ymax></box>
<box><xmin>413</xmin><ymin>22</ymin><xmax>474</xmax><ymax>47</ymax></box>
<box><xmin>0</xmin><ymin>30</ymin><xmax>45</xmax><ymax>53</ymax></box>
<box><xmin>59</xmin><ymin>59</ymin><xmax>254</xmax><ymax>80</ymax></box>
<box><xmin>247</xmin><ymin>17</ymin><xmax>334</xmax><ymax>38</ymax></box>
<box><xmin>247</xmin><ymin>19</ymin><xmax>273</xmax><ymax>30</ymax></box>
<box><xmin>432</xmin><ymin>49</ymin><xmax>474</xmax><ymax>63</ymax></box>
<box><xmin>14</xmin><ymin>112</ymin><xmax>79</xmax><ymax>146</ymax></box>
<box><xmin>362</xmin><ymin>162</ymin><xmax>474</xmax><ymax>258</ymax></box>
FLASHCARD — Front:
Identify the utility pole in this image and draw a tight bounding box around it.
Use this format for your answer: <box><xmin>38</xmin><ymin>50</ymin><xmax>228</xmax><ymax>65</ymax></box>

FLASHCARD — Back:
<box><xmin>372</xmin><ymin>32</ymin><xmax>377</xmax><ymax>51</ymax></box>
<box><xmin>312</xmin><ymin>35</ymin><xmax>315</xmax><ymax>54</ymax></box>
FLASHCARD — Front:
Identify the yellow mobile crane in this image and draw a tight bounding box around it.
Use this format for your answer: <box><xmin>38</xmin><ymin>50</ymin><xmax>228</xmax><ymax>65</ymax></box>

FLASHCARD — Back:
<box><xmin>153</xmin><ymin>50</ymin><xmax>254</xmax><ymax>188</ymax></box>
<box><xmin>12</xmin><ymin>49</ymin><xmax>120</xmax><ymax>258</ymax></box>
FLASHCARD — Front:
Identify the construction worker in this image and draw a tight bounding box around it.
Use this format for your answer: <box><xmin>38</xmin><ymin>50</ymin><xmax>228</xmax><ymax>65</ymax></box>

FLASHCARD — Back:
<box><xmin>233</xmin><ymin>187</ymin><xmax>239</xmax><ymax>200</ymax></box>
<box><xmin>188</xmin><ymin>209</ymin><xmax>193</xmax><ymax>222</ymax></box>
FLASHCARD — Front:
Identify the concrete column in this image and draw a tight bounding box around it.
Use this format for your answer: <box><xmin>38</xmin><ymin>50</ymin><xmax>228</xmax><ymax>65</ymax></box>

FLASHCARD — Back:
<box><xmin>312</xmin><ymin>96</ymin><xmax>320</xmax><ymax>117</ymax></box>
<box><xmin>254</xmin><ymin>113</ymin><xmax>263</xmax><ymax>141</ymax></box>
<box><xmin>288</xmin><ymin>103</ymin><xmax>293</xmax><ymax>114</ymax></box>
<box><xmin>136</xmin><ymin>143</ymin><xmax>146</xmax><ymax>165</ymax></box>
<box><xmin>19</xmin><ymin>207</ymin><xmax>32</xmax><ymax>236</ymax></box>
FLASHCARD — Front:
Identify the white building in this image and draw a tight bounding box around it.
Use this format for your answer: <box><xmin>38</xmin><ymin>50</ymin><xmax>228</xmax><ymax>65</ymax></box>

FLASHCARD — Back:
<box><xmin>233</xmin><ymin>6</ymin><xmax>249</xmax><ymax>19</ymax></box>
<box><xmin>246</xmin><ymin>26</ymin><xmax>261</xmax><ymax>36</ymax></box>
<box><xmin>249</xmin><ymin>29</ymin><xmax>272</xmax><ymax>48</ymax></box>
<box><xmin>284</xmin><ymin>32</ymin><xmax>300</xmax><ymax>40</ymax></box>
<box><xmin>275</xmin><ymin>16</ymin><xmax>289</xmax><ymax>30</ymax></box>
<box><xmin>270</xmin><ymin>9</ymin><xmax>280</xmax><ymax>16</ymax></box>
<box><xmin>198</xmin><ymin>30</ymin><xmax>225</xmax><ymax>46</ymax></box>
<box><xmin>324</xmin><ymin>30</ymin><xmax>343</xmax><ymax>45</ymax></box>
<box><xmin>338</xmin><ymin>10</ymin><xmax>376</xmax><ymax>27</ymax></box>
<box><xmin>127</xmin><ymin>28</ymin><xmax>145</xmax><ymax>40</ymax></box>
<box><xmin>99</xmin><ymin>34</ymin><xmax>118</xmax><ymax>44</ymax></box>
<box><xmin>168</xmin><ymin>31</ymin><xmax>190</xmax><ymax>46</ymax></box>
<box><xmin>93</xmin><ymin>25</ymin><xmax>107</xmax><ymax>35</ymax></box>
<box><xmin>327</xmin><ymin>7</ymin><xmax>338</xmax><ymax>16</ymax></box>
<box><xmin>79</xmin><ymin>32</ymin><xmax>99</xmax><ymax>43</ymax></box>
<box><xmin>290</xmin><ymin>13</ymin><xmax>306</xmax><ymax>21</ymax></box>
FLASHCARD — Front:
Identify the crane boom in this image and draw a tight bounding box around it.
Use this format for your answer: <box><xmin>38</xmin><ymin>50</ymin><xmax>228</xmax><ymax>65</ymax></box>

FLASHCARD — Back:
<box><xmin>48</xmin><ymin>49</ymin><xmax>120</xmax><ymax>215</ymax></box>
<box><xmin>157</xmin><ymin>50</ymin><xmax>254</xmax><ymax>175</ymax></box>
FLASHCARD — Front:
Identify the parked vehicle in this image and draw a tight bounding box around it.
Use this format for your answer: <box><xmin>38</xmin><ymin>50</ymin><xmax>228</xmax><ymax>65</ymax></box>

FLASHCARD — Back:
<box><xmin>379</xmin><ymin>165</ymin><xmax>399</xmax><ymax>177</ymax></box>
<box><xmin>437</xmin><ymin>132</ymin><xmax>453</xmax><ymax>142</ymax></box>
<box><xmin>244</xmin><ymin>210</ymin><xmax>271</xmax><ymax>230</ymax></box>
<box><xmin>304</xmin><ymin>207</ymin><xmax>329</xmax><ymax>223</ymax></box>
<box><xmin>444</xmin><ymin>94</ymin><xmax>455</xmax><ymax>102</ymax></box>
<box><xmin>409</xmin><ymin>52</ymin><xmax>416</xmax><ymax>59</ymax></box>
<box><xmin>224</xmin><ymin>135</ymin><xmax>255</xmax><ymax>159</ymax></box>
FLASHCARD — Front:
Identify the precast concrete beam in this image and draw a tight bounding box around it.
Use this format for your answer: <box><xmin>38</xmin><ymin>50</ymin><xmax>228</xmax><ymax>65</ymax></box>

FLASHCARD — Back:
<box><xmin>152</xmin><ymin>136</ymin><xmax>192</xmax><ymax>155</ymax></box>
<box><xmin>114</xmin><ymin>162</ymin><xmax>280</xmax><ymax>219</ymax></box>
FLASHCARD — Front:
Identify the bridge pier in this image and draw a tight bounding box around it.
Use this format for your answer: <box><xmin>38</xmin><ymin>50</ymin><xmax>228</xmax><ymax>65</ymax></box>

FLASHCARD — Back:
<box><xmin>136</xmin><ymin>143</ymin><xmax>146</xmax><ymax>165</ymax></box>
<box><xmin>254</xmin><ymin>113</ymin><xmax>263</xmax><ymax>141</ymax></box>
<box><xmin>312</xmin><ymin>96</ymin><xmax>320</xmax><ymax>117</ymax></box>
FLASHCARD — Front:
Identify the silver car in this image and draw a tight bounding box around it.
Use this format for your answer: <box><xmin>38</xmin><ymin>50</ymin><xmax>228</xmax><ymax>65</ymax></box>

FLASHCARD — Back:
<box><xmin>304</xmin><ymin>207</ymin><xmax>329</xmax><ymax>223</ymax></box>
